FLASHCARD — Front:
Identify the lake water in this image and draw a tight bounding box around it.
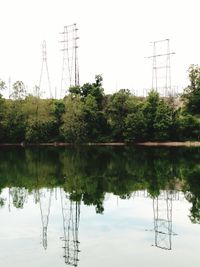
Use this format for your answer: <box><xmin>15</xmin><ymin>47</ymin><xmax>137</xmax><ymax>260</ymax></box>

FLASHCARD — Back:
<box><xmin>0</xmin><ymin>146</ymin><xmax>200</xmax><ymax>267</ymax></box>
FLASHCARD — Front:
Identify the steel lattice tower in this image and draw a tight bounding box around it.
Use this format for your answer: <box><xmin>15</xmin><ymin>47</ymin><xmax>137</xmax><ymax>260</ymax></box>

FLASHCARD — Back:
<box><xmin>152</xmin><ymin>190</ymin><xmax>177</xmax><ymax>250</ymax></box>
<box><xmin>39</xmin><ymin>40</ymin><xmax>52</xmax><ymax>98</ymax></box>
<box><xmin>60</xmin><ymin>23</ymin><xmax>79</xmax><ymax>98</ymax></box>
<box><xmin>146</xmin><ymin>39</ymin><xmax>175</xmax><ymax>97</ymax></box>
<box><xmin>60</xmin><ymin>189</ymin><xmax>80</xmax><ymax>266</ymax></box>
<box><xmin>38</xmin><ymin>188</ymin><xmax>53</xmax><ymax>250</ymax></box>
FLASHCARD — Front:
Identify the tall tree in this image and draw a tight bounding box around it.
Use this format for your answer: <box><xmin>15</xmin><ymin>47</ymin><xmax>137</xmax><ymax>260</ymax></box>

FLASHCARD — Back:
<box><xmin>182</xmin><ymin>64</ymin><xmax>200</xmax><ymax>115</ymax></box>
<box><xmin>154</xmin><ymin>100</ymin><xmax>174</xmax><ymax>140</ymax></box>
<box><xmin>60</xmin><ymin>96</ymin><xmax>87</xmax><ymax>143</ymax></box>
<box><xmin>23</xmin><ymin>96</ymin><xmax>55</xmax><ymax>142</ymax></box>
<box><xmin>143</xmin><ymin>90</ymin><xmax>160</xmax><ymax>140</ymax></box>
<box><xmin>106</xmin><ymin>89</ymin><xmax>132</xmax><ymax>141</ymax></box>
<box><xmin>0</xmin><ymin>81</ymin><xmax>6</xmax><ymax>141</ymax></box>
<box><xmin>11</xmin><ymin>81</ymin><xmax>26</xmax><ymax>100</ymax></box>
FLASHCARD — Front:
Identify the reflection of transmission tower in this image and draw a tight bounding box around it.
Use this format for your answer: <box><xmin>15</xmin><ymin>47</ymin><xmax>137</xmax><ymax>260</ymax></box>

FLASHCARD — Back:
<box><xmin>146</xmin><ymin>39</ymin><xmax>175</xmax><ymax>97</ymax></box>
<box><xmin>60</xmin><ymin>189</ymin><xmax>80</xmax><ymax>266</ymax></box>
<box><xmin>152</xmin><ymin>190</ymin><xmax>176</xmax><ymax>250</ymax></box>
<box><xmin>60</xmin><ymin>24</ymin><xmax>79</xmax><ymax>98</ymax></box>
<box><xmin>39</xmin><ymin>40</ymin><xmax>52</xmax><ymax>98</ymax></box>
<box><xmin>38</xmin><ymin>188</ymin><xmax>53</xmax><ymax>250</ymax></box>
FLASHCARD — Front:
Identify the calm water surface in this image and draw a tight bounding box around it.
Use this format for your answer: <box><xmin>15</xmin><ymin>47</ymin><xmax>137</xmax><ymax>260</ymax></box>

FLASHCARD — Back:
<box><xmin>0</xmin><ymin>146</ymin><xmax>200</xmax><ymax>267</ymax></box>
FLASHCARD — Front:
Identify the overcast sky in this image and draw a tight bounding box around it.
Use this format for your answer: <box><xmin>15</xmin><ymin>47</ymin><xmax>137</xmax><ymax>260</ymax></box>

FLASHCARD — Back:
<box><xmin>0</xmin><ymin>0</ymin><xmax>200</xmax><ymax>97</ymax></box>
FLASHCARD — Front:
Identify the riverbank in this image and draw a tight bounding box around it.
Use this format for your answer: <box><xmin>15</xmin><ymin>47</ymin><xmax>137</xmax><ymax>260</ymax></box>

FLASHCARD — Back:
<box><xmin>0</xmin><ymin>141</ymin><xmax>200</xmax><ymax>147</ymax></box>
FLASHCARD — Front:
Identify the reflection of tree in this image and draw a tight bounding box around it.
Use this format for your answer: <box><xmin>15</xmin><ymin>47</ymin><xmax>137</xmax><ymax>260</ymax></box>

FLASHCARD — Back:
<box><xmin>60</xmin><ymin>189</ymin><xmax>80</xmax><ymax>266</ymax></box>
<box><xmin>1</xmin><ymin>146</ymin><xmax>200</xmax><ymax>223</ymax></box>
<box><xmin>182</xmin><ymin>166</ymin><xmax>200</xmax><ymax>224</ymax></box>
<box><xmin>0</xmin><ymin>189</ymin><xmax>5</xmax><ymax>208</ymax></box>
<box><xmin>10</xmin><ymin>187</ymin><xmax>28</xmax><ymax>209</ymax></box>
<box><xmin>0</xmin><ymin>197</ymin><xmax>5</xmax><ymax>208</ymax></box>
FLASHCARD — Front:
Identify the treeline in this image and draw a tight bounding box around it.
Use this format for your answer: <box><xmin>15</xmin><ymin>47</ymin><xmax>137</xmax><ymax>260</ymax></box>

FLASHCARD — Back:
<box><xmin>0</xmin><ymin>65</ymin><xmax>200</xmax><ymax>143</ymax></box>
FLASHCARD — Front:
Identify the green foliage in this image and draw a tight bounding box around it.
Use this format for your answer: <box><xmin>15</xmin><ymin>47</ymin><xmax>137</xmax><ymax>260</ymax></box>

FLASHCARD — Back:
<box><xmin>69</xmin><ymin>74</ymin><xmax>104</xmax><ymax>108</ymax></box>
<box><xmin>0</xmin><ymin>94</ymin><xmax>5</xmax><ymax>141</ymax></box>
<box><xmin>106</xmin><ymin>89</ymin><xmax>132</xmax><ymax>141</ymax></box>
<box><xmin>0</xmin><ymin>72</ymin><xmax>200</xmax><ymax>143</ymax></box>
<box><xmin>61</xmin><ymin>96</ymin><xmax>87</xmax><ymax>143</ymax></box>
<box><xmin>24</xmin><ymin>96</ymin><xmax>56</xmax><ymax>142</ymax></box>
<box><xmin>143</xmin><ymin>90</ymin><xmax>160</xmax><ymax>139</ymax></box>
<box><xmin>142</xmin><ymin>90</ymin><xmax>176</xmax><ymax>140</ymax></box>
<box><xmin>154</xmin><ymin>100</ymin><xmax>173</xmax><ymax>140</ymax></box>
<box><xmin>51</xmin><ymin>99</ymin><xmax>65</xmax><ymax>141</ymax></box>
<box><xmin>178</xmin><ymin>114</ymin><xmax>200</xmax><ymax>140</ymax></box>
<box><xmin>124</xmin><ymin>109</ymin><xmax>147</xmax><ymax>141</ymax></box>
<box><xmin>182</xmin><ymin>65</ymin><xmax>200</xmax><ymax>115</ymax></box>
<box><xmin>3</xmin><ymin>100</ymin><xmax>26</xmax><ymax>142</ymax></box>
<box><xmin>0</xmin><ymin>79</ymin><xmax>7</xmax><ymax>93</ymax></box>
<box><xmin>11</xmin><ymin>81</ymin><xmax>26</xmax><ymax>100</ymax></box>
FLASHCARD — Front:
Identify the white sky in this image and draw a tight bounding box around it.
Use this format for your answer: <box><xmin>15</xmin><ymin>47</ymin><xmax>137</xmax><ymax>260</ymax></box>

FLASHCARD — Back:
<box><xmin>0</xmin><ymin>0</ymin><xmax>200</xmax><ymax>97</ymax></box>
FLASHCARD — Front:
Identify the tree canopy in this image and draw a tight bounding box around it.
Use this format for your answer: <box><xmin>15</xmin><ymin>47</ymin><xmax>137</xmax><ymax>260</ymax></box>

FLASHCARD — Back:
<box><xmin>0</xmin><ymin>69</ymin><xmax>199</xmax><ymax>143</ymax></box>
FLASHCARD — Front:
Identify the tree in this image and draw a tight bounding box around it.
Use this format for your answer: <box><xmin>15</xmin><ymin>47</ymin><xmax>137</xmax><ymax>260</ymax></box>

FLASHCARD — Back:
<box><xmin>23</xmin><ymin>96</ymin><xmax>56</xmax><ymax>142</ymax></box>
<box><xmin>51</xmin><ymin>99</ymin><xmax>65</xmax><ymax>141</ymax></box>
<box><xmin>11</xmin><ymin>81</ymin><xmax>26</xmax><ymax>100</ymax></box>
<box><xmin>143</xmin><ymin>90</ymin><xmax>160</xmax><ymax>140</ymax></box>
<box><xmin>124</xmin><ymin>108</ymin><xmax>147</xmax><ymax>141</ymax></box>
<box><xmin>106</xmin><ymin>89</ymin><xmax>132</xmax><ymax>141</ymax></box>
<box><xmin>60</xmin><ymin>96</ymin><xmax>87</xmax><ymax>143</ymax></box>
<box><xmin>154</xmin><ymin>100</ymin><xmax>173</xmax><ymax>140</ymax></box>
<box><xmin>0</xmin><ymin>91</ymin><xmax>5</xmax><ymax>141</ymax></box>
<box><xmin>182</xmin><ymin>64</ymin><xmax>200</xmax><ymax>115</ymax></box>
<box><xmin>142</xmin><ymin>90</ymin><xmax>176</xmax><ymax>140</ymax></box>
<box><xmin>69</xmin><ymin>75</ymin><xmax>104</xmax><ymax>108</ymax></box>
<box><xmin>0</xmin><ymin>79</ymin><xmax>6</xmax><ymax>93</ymax></box>
<box><xmin>178</xmin><ymin>114</ymin><xmax>200</xmax><ymax>140</ymax></box>
<box><xmin>3</xmin><ymin>99</ymin><xmax>26</xmax><ymax>142</ymax></box>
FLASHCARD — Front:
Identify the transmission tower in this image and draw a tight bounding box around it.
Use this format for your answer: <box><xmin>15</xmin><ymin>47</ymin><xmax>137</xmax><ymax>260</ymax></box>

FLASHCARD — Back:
<box><xmin>60</xmin><ymin>189</ymin><xmax>80</xmax><ymax>266</ymax></box>
<box><xmin>152</xmin><ymin>190</ymin><xmax>177</xmax><ymax>250</ymax></box>
<box><xmin>39</xmin><ymin>40</ymin><xmax>52</xmax><ymax>98</ymax></box>
<box><xmin>38</xmin><ymin>188</ymin><xmax>53</xmax><ymax>250</ymax></box>
<box><xmin>146</xmin><ymin>39</ymin><xmax>175</xmax><ymax>97</ymax></box>
<box><xmin>60</xmin><ymin>23</ymin><xmax>79</xmax><ymax>98</ymax></box>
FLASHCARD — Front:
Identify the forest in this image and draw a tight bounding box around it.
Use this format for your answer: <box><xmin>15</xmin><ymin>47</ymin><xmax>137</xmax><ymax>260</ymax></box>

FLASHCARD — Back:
<box><xmin>0</xmin><ymin>65</ymin><xmax>200</xmax><ymax>143</ymax></box>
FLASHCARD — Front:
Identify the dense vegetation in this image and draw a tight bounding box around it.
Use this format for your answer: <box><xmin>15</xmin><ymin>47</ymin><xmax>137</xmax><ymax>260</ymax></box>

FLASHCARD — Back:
<box><xmin>0</xmin><ymin>65</ymin><xmax>200</xmax><ymax>143</ymax></box>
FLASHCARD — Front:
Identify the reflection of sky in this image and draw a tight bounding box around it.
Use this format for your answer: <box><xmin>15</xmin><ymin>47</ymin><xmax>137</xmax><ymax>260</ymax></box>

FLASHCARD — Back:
<box><xmin>0</xmin><ymin>189</ymin><xmax>200</xmax><ymax>267</ymax></box>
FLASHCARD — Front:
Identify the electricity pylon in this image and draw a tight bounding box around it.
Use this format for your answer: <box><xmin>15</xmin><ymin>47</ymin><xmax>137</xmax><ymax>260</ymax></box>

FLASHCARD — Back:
<box><xmin>39</xmin><ymin>40</ymin><xmax>52</xmax><ymax>98</ymax></box>
<box><xmin>60</xmin><ymin>23</ymin><xmax>79</xmax><ymax>98</ymax></box>
<box><xmin>38</xmin><ymin>188</ymin><xmax>53</xmax><ymax>250</ymax></box>
<box><xmin>146</xmin><ymin>39</ymin><xmax>175</xmax><ymax>97</ymax></box>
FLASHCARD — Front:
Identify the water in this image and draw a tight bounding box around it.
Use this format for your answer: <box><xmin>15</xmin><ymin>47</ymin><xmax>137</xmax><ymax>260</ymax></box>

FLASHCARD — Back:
<box><xmin>0</xmin><ymin>146</ymin><xmax>200</xmax><ymax>267</ymax></box>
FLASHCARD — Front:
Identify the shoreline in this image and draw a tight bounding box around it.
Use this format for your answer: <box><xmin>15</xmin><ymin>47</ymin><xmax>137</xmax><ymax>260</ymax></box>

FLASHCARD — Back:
<box><xmin>0</xmin><ymin>141</ymin><xmax>200</xmax><ymax>147</ymax></box>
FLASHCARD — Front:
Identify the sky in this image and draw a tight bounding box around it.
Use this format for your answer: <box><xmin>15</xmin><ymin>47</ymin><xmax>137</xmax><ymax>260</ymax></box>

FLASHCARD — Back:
<box><xmin>0</xmin><ymin>0</ymin><xmax>200</xmax><ymax>97</ymax></box>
